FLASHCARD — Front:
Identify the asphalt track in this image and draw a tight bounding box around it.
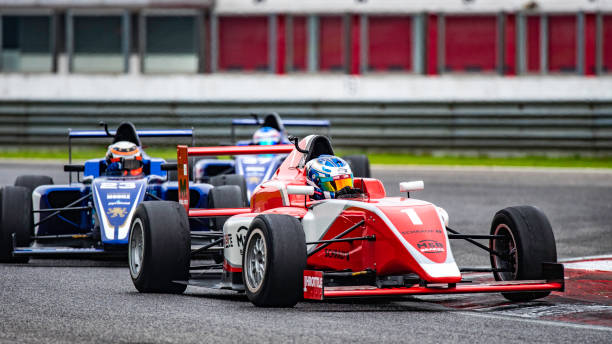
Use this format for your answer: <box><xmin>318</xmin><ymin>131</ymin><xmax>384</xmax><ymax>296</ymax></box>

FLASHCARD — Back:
<box><xmin>0</xmin><ymin>161</ymin><xmax>611</xmax><ymax>343</ymax></box>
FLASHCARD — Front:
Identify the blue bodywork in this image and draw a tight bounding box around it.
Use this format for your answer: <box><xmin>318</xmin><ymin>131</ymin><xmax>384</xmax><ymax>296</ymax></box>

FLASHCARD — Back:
<box><xmin>194</xmin><ymin>113</ymin><xmax>330</xmax><ymax>200</ymax></box>
<box><xmin>15</xmin><ymin>123</ymin><xmax>211</xmax><ymax>257</ymax></box>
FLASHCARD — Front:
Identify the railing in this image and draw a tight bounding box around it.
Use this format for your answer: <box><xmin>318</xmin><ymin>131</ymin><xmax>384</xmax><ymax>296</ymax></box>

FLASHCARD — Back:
<box><xmin>1</xmin><ymin>100</ymin><xmax>611</xmax><ymax>155</ymax></box>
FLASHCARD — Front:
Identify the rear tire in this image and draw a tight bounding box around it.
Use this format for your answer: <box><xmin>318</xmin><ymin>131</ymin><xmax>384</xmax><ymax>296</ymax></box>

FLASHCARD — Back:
<box><xmin>14</xmin><ymin>175</ymin><xmax>53</xmax><ymax>195</ymax></box>
<box><xmin>0</xmin><ymin>186</ymin><xmax>31</xmax><ymax>263</ymax></box>
<box><xmin>210</xmin><ymin>174</ymin><xmax>248</xmax><ymax>206</ymax></box>
<box><xmin>242</xmin><ymin>214</ymin><xmax>306</xmax><ymax>307</ymax></box>
<box><xmin>342</xmin><ymin>155</ymin><xmax>371</xmax><ymax>178</ymax></box>
<box><xmin>208</xmin><ymin>185</ymin><xmax>245</xmax><ymax>231</ymax></box>
<box><xmin>489</xmin><ymin>206</ymin><xmax>557</xmax><ymax>302</ymax></box>
<box><xmin>129</xmin><ymin>201</ymin><xmax>190</xmax><ymax>293</ymax></box>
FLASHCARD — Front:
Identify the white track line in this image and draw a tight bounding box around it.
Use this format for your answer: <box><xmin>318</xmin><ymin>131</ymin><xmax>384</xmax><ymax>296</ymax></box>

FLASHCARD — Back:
<box><xmin>456</xmin><ymin>310</ymin><xmax>612</xmax><ymax>332</ymax></box>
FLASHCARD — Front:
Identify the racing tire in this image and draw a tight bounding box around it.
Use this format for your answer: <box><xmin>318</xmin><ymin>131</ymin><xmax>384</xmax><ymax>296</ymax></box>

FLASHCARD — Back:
<box><xmin>129</xmin><ymin>201</ymin><xmax>190</xmax><ymax>294</ymax></box>
<box><xmin>242</xmin><ymin>214</ymin><xmax>306</xmax><ymax>307</ymax></box>
<box><xmin>14</xmin><ymin>175</ymin><xmax>54</xmax><ymax>195</ymax></box>
<box><xmin>208</xmin><ymin>185</ymin><xmax>244</xmax><ymax>232</ymax></box>
<box><xmin>489</xmin><ymin>206</ymin><xmax>557</xmax><ymax>302</ymax></box>
<box><xmin>0</xmin><ymin>186</ymin><xmax>31</xmax><ymax>263</ymax></box>
<box><xmin>210</xmin><ymin>174</ymin><xmax>248</xmax><ymax>206</ymax></box>
<box><xmin>342</xmin><ymin>155</ymin><xmax>371</xmax><ymax>178</ymax></box>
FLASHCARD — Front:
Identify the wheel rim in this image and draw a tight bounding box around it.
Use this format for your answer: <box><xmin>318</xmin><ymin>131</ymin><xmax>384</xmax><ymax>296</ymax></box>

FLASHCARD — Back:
<box><xmin>129</xmin><ymin>218</ymin><xmax>145</xmax><ymax>279</ymax></box>
<box><xmin>244</xmin><ymin>229</ymin><xmax>267</xmax><ymax>293</ymax></box>
<box><xmin>491</xmin><ymin>223</ymin><xmax>518</xmax><ymax>281</ymax></box>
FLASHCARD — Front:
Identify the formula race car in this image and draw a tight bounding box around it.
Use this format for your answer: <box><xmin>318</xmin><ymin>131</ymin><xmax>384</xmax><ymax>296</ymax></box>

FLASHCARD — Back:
<box><xmin>0</xmin><ymin>122</ymin><xmax>236</xmax><ymax>263</ymax></box>
<box><xmin>127</xmin><ymin>135</ymin><xmax>564</xmax><ymax>307</ymax></box>
<box><xmin>193</xmin><ymin>112</ymin><xmax>370</xmax><ymax>202</ymax></box>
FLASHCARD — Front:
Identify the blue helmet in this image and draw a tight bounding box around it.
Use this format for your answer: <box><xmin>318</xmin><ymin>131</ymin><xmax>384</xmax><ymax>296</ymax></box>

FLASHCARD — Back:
<box><xmin>305</xmin><ymin>155</ymin><xmax>353</xmax><ymax>199</ymax></box>
<box><xmin>253</xmin><ymin>127</ymin><xmax>281</xmax><ymax>145</ymax></box>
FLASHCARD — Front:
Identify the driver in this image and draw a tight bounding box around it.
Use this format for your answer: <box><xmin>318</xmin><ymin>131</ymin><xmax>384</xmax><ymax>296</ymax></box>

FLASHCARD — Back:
<box><xmin>305</xmin><ymin>155</ymin><xmax>360</xmax><ymax>200</ymax></box>
<box><xmin>253</xmin><ymin>127</ymin><xmax>281</xmax><ymax>145</ymax></box>
<box><xmin>105</xmin><ymin>141</ymin><xmax>144</xmax><ymax>176</ymax></box>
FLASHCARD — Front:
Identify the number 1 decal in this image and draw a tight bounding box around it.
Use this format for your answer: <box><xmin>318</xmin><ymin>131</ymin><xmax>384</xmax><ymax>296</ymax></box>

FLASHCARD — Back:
<box><xmin>402</xmin><ymin>209</ymin><xmax>423</xmax><ymax>225</ymax></box>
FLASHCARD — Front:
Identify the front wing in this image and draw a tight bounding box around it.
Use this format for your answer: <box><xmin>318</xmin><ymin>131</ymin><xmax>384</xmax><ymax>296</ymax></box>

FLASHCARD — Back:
<box><xmin>304</xmin><ymin>263</ymin><xmax>564</xmax><ymax>300</ymax></box>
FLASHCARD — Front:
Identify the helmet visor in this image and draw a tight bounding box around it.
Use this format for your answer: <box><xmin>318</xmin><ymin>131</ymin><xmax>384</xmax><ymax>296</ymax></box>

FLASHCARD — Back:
<box><xmin>258</xmin><ymin>139</ymin><xmax>276</xmax><ymax>146</ymax></box>
<box><xmin>319</xmin><ymin>174</ymin><xmax>353</xmax><ymax>192</ymax></box>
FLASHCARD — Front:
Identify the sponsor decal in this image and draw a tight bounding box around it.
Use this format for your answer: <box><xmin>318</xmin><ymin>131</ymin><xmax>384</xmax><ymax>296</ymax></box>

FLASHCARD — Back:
<box><xmin>236</xmin><ymin>226</ymin><xmax>248</xmax><ymax>255</ymax></box>
<box><xmin>401</xmin><ymin>229</ymin><xmax>442</xmax><ymax>235</ymax></box>
<box><xmin>225</xmin><ymin>233</ymin><xmax>234</xmax><ymax>248</ymax></box>
<box><xmin>303</xmin><ymin>270</ymin><xmax>324</xmax><ymax>300</ymax></box>
<box><xmin>100</xmin><ymin>182</ymin><xmax>136</xmax><ymax>190</ymax></box>
<box><xmin>324</xmin><ymin>249</ymin><xmax>350</xmax><ymax>261</ymax></box>
<box><xmin>108</xmin><ymin>200</ymin><xmax>130</xmax><ymax>205</ymax></box>
<box><xmin>248</xmin><ymin>176</ymin><xmax>262</xmax><ymax>185</ymax></box>
<box><xmin>107</xmin><ymin>193</ymin><xmax>130</xmax><ymax>200</ymax></box>
<box><xmin>416</xmin><ymin>240</ymin><xmax>445</xmax><ymax>253</ymax></box>
<box><xmin>106</xmin><ymin>207</ymin><xmax>127</xmax><ymax>218</ymax></box>
<box><xmin>246</xmin><ymin>166</ymin><xmax>266</xmax><ymax>172</ymax></box>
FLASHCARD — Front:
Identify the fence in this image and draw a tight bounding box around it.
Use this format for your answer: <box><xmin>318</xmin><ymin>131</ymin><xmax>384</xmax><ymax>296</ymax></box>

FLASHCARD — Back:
<box><xmin>1</xmin><ymin>100</ymin><xmax>611</xmax><ymax>156</ymax></box>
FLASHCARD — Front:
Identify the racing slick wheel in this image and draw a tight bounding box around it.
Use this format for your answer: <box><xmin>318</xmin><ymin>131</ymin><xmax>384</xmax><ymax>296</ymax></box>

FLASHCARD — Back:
<box><xmin>242</xmin><ymin>214</ymin><xmax>306</xmax><ymax>307</ymax></box>
<box><xmin>342</xmin><ymin>155</ymin><xmax>371</xmax><ymax>178</ymax></box>
<box><xmin>210</xmin><ymin>174</ymin><xmax>248</xmax><ymax>206</ymax></box>
<box><xmin>208</xmin><ymin>185</ymin><xmax>245</xmax><ymax>231</ymax></box>
<box><xmin>129</xmin><ymin>201</ymin><xmax>190</xmax><ymax>294</ymax></box>
<box><xmin>489</xmin><ymin>206</ymin><xmax>557</xmax><ymax>301</ymax></box>
<box><xmin>14</xmin><ymin>175</ymin><xmax>54</xmax><ymax>195</ymax></box>
<box><xmin>0</xmin><ymin>186</ymin><xmax>31</xmax><ymax>263</ymax></box>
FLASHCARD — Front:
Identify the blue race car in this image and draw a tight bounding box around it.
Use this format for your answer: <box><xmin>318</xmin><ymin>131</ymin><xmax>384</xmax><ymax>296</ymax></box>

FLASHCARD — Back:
<box><xmin>0</xmin><ymin>122</ymin><xmax>238</xmax><ymax>262</ymax></box>
<box><xmin>194</xmin><ymin>112</ymin><xmax>370</xmax><ymax>202</ymax></box>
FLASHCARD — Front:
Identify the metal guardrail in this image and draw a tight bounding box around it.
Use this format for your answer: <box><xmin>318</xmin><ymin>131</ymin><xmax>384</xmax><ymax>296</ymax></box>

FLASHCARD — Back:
<box><xmin>1</xmin><ymin>100</ymin><xmax>611</xmax><ymax>155</ymax></box>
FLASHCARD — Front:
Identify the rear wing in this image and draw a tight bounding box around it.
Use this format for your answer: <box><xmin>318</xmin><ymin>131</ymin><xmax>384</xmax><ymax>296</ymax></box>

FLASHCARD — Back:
<box><xmin>231</xmin><ymin>119</ymin><xmax>331</xmax><ymax>127</ymax></box>
<box><xmin>231</xmin><ymin>118</ymin><xmax>330</xmax><ymax>143</ymax></box>
<box><xmin>67</xmin><ymin>128</ymin><xmax>194</xmax><ymax>163</ymax></box>
<box><xmin>177</xmin><ymin>144</ymin><xmax>294</xmax><ymax>216</ymax></box>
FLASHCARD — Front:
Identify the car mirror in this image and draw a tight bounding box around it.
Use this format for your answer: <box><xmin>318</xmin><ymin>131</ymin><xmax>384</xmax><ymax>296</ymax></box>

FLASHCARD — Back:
<box><xmin>399</xmin><ymin>181</ymin><xmax>424</xmax><ymax>193</ymax></box>
<box><xmin>287</xmin><ymin>185</ymin><xmax>314</xmax><ymax>196</ymax></box>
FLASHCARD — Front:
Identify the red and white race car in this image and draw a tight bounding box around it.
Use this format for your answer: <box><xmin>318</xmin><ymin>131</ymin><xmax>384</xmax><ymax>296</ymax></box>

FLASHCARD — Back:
<box><xmin>127</xmin><ymin>135</ymin><xmax>564</xmax><ymax>307</ymax></box>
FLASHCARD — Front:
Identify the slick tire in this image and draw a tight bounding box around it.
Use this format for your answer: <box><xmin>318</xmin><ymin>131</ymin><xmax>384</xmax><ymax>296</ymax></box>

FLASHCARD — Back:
<box><xmin>129</xmin><ymin>201</ymin><xmax>190</xmax><ymax>294</ymax></box>
<box><xmin>242</xmin><ymin>214</ymin><xmax>306</xmax><ymax>307</ymax></box>
<box><xmin>342</xmin><ymin>155</ymin><xmax>371</xmax><ymax>178</ymax></box>
<box><xmin>489</xmin><ymin>206</ymin><xmax>557</xmax><ymax>302</ymax></box>
<box><xmin>210</xmin><ymin>174</ymin><xmax>248</xmax><ymax>206</ymax></box>
<box><xmin>0</xmin><ymin>186</ymin><xmax>31</xmax><ymax>263</ymax></box>
<box><xmin>14</xmin><ymin>175</ymin><xmax>54</xmax><ymax>195</ymax></box>
<box><xmin>208</xmin><ymin>185</ymin><xmax>244</xmax><ymax>231</ymax></box>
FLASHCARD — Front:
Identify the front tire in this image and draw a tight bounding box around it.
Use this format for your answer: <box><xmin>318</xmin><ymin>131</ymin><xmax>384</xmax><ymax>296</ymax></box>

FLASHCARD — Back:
<box><xmin>242</xmin><ymin>214</ymin><xmax>306</xmax><ymax>307</ymax></box>
<box><xmin>489</xmin><ymin>206</ymin><xmax>557</xmax><ymax>302</ymax></box>
<box><xmin>14</xmin><ymin>175</ymin><xmax>53</xmax><ymax>195</ymax></box>
<box><xmin>0</xmin><ymin>186</ymin><xmax>31</xmax><ymax>263</ymax></box>
<box><xmin>129</xmin><ymin>201</ymin><xmax>190</xmax><ymax>293</ymax></box>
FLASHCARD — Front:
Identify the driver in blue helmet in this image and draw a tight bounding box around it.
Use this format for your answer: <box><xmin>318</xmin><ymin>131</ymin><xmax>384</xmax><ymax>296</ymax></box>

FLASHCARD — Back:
<box><xmin>253</xmin><ymin>127</ymin><xmax>281</xmax><ymax>145</ymax></box>
<box><xmin>305</xmin><ymin>155</ymin><xmax>361</xmax><ymax>200</ymax></box>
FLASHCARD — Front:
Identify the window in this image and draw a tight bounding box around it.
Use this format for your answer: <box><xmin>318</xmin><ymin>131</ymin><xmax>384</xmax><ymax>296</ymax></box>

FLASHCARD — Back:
<box><xmin>289</xmin><ymin>16</ymin><xmax>307</xmax><ymax>71</ymax></box>
<box><xmin>218</xmin><ymin>16</ymin><xmax>268</xmax><ymax>71</ymax></box>
<box><xmin>526</xmin><ymin>16</ymin><xmax>541</xmax><ymax>73</ymax></box>
<box><xmin>2</xmin><ymin>16</ymin><xmax>52</xmax><ymax>72</ymax></box>
<box><xmin>319</xmin><ymin>16</ymin><xmax>345</xmax><ymax>72</ymax></box>
<box><xmin>144</xmin><ymin>16</ymin><xmax>197</xmax><ymax>73</ymax></box>
<box><xmin>73</xmin><ymin>16</ymin><xmax>124</xmax><ymax>73</ymax></box>
<box><xmin>444</xmin><ymin>16</ymin><xmax>497</xmax><ymax>72</ymax></box>
<box><xmin>602</xmin><ymin>15</ymin><xmax>612</xmax><ymax>73</ymax></box>
<box><xmin>548</xmin><ymin>15</ymin><xmax>576</xmax><ymax>73</ymax></box>
<box><xmin>367</xmin><ymin>16</ymin><xmax>412</xmax><ymax>72</ymax></box>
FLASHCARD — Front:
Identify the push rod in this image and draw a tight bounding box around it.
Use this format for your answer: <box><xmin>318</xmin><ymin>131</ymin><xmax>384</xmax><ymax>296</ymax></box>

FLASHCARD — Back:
<box><xmin>190</xmin><ymin>238</ymin><xmax>223</xmax><ymax>256</ymax></box>
<box><xmin>34</xmin><ymin>193</ymin><xmax>91</xmax><ymax>227</ymax></box>
<box><xmin>307</xmin><ymin>219</ymin><xmax>365</xmax><ymax>257</ymax></box>
<box><xmin>446</xmin><ymin>227</ymin><xmax>502</xmax><ymax>257</ymax></box>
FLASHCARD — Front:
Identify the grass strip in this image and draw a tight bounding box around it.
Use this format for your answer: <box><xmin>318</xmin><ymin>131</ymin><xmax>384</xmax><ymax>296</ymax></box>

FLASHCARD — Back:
<box><xmin>1</xmin><ymin>147</ymin><xmax>611</xmax><ymax>169</ymax></box>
